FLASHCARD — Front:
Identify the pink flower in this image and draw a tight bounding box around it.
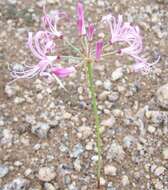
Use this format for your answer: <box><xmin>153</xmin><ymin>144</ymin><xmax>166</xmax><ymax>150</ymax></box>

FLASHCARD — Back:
<box><xmin>42</xmin><ymin>6</ymin><xmax>66</xmax><ymax>38</ymax></box>
<box><xmin>102</xmin><ymin>13</ymin><xmax>152</xmax><ymax>72</ymax></box>
<box><xmin>87</xmin><ymin>23</ymin><xmax>95</xmax><ymax>41</ymax></box>
<box><xmin>11</xmin><ymin>32</ymin><xmax>58</xmax><ymax>80</ymax></box>
<box><xmin>10</xmin><ymin>31</ymin><xmax>75</xmax><ymax>82</ymax></box>
<box><xmin>52</xmin><ymin>66</ymin><xmax>75</xmax><ymax>78</ymax></box>
<box><xmin>76</xmin><ymin>1</ymin><xmax>86</xmax><ymax>35</ymax></box>
<box><xmin>96</xmin><ymin>39</ymin><xmax>104</xmax><ymax>61</ymax></box>
<box><xmin>102</xmin><ymin>14</ymin><xmax>141</xmax><ymax>44</ymax></box>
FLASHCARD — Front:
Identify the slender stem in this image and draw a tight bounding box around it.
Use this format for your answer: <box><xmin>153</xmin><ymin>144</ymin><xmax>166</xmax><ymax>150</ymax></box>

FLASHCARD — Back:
<box><xmin>102</xmin><ymin>50</ymin><xmax>118</xmax><ymax>57</ymax></box>
<box><xmin>64</xmin><ymin>39</ymin><xmax>82</xmax><ymax>54</ymax></box>
<box><xmin>86</xmin><ymin>60</ymin><xmax>101</xmax><ymax>188</ymax></box>
<box><xmin>61</xmin><ymin>56</ymin><xmax>82</xmax><ymax>60</ymax></box>
<box><xmin>103</xmin><ymin>43</ymin><xmax>111</xmax><ymax>50</ymax></box>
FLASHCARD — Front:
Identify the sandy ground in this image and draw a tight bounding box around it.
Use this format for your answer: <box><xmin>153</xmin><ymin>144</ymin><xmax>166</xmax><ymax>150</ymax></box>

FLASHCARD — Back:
<box><xmin>0</xmin><ymin>0</ymin><xmax>168</xmax><ymax>190</ymax></box>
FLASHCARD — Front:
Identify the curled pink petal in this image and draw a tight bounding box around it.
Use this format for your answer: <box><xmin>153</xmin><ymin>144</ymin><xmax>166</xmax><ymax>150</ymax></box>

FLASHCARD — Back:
<box><xmin>132</xmin><ymin>55</ymin><xmax>160</xmax><ymax>74</ymax></box>
<box><xmin>10</xmin><ymin>31</ymin><xmax>58</xmax><ymax>81</ymax></box>
<box><xmin>102</xmin><ymin>14</ymin><xmax>142</xmax><ymax>45</ymax></box>
<box><xmin>41</xmin><ymin>6</ymin><xmax>65</xmax><ymax>38</ymax></box>
<box><xmin>76</xmin><ymin>1</ymin><xmax>86</xmax><ymax>35</ymax></box>
<box><xmin>52</xmin><ymin>66</ymin><xmax>75</xmax><ymax>78</ymax></box>
<box><xmin>102</xmin><ymin>13</ymin><xmax>145</xmax><ymax>69</ymax></box>
<box><xmin>96</xmin><ymin>39</ymin><xmax>104</xmax><ymax>61</ymax></box>
<box><xmin>28</xmin><ymin>32</ymin><xmax>44</xmax><ymax>60</ymax></box>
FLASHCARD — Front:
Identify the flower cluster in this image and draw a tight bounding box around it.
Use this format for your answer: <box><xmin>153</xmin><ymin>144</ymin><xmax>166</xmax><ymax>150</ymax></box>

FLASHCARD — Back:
<box><xmin>102</xmin><ymin>14</ymin><xmax>160</xmax><ymax>73</ymax></box>
<box><xmin>10</xmin><ymin>6</ymin><xmax>75</xmax><ymax>85</ymax></box>
<box><xmin>76</xmin><ymin>1</ymin><xmax>160</xmax><ymax>74</ymax></box>
<box><xmin>10</xmin><ymin>1</ymin><xmax>160</xmax><ymax>85</ymax></box>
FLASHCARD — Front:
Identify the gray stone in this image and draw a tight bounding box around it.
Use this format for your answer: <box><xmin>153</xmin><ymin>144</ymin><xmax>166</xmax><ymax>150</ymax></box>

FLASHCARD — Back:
<box><xmin>104</xmin><ymin>165</ymin><xmax>117</xmax><ymax>176</ymax></box>
<box><xmin>108</xmin><ymin>92</ymin><xmax>119</xmax><ymax>102</ymax></box>
<box><xmin>32</xmin><ymin>122</ymin><xmax>50</xmax><ymax>138</ymax></box>
<box><xmin>147</xmin><ymin>125</ymin><xmax>156</xmax><ymax>133</ymax></box>
<box><xmin>107</xmin><ymin>142</ymin><xmax>125</xmax><ymax>161</ymax></box>
<box><xmin>73</xmin><ymin>159</ymin><xmax>81</xmax><ymax>172</ymax></box>
<box><xmin>111</xmin><ymin>68</ymin><xmax>123</xmax><ymax>81</ymax></box>
<box><xmin>121</xmin><ymin>175</ymin><xmax>129</xmax><ymax>186</ymax></box>
<box><xmin>38</xmin><ymin>167</ymin><xmax>56</xmax><ymax>182</ymax></box>
<box><xmin>5</xmin><ymin>85</ymin><xmax>16</xmax><ymax>98</ymax></box>
<box><xmin>103</xmin><ymin>80</ymin><xmax>112</xmax><ymax>91</ymax></box>
<box><xmin>101</xmin><ymin>116</ymin><xmax>116</xmax><ymax>127</ymax></box>
<box><xmin>154</xmin><ymin>166</ymin><xmax>165</xmax><ymax>176</ymax></box>
<box><xmin>78</xmin><ymin>126</ymin><xmax>92</xmax><ymax>139</ymax></box>
<box><xmin>0</xmin><ymin>165</ymin><xmax>9</xmax><ymax>178</ymax></box>
<box><xmin>7</xmin><ymin>0</ymin><xmax>17</xmax><ymax>4</ymax></box>
<box><xmin>2</xmin><ymin>178</ymin><xmax>30</xmax><ymax>190</ymax></box>
<box><xmin>71</xmin><ymin>144</ymin><xmax>84</xmax><ymax>158</ymax></box>
<box><xmin>156</xmin><ymin>83</ymin><xmax>168</xmax><ymax>109</ymax></box>
<box><xmin>107</xmin><ymin>182</ymin><xmax>116</xmax><ymax>190</ymax></box>
<box><xmin>44</xmin><ymin>183</ymin><xmax>56</xmax><ymax>190</ymax></box>
<box><xmin>98</xmin><ymin>91</ymin><xmax>110</xmax><ymax>101</ymax></box>
<box><xmin>14</xmin><ymin>97</ymin><xmax>25</xmax><ymax>104</ymax></box>
<box><xmin>123</xmin><ymin>135</ymin><xmax>136</xmax><ymax>149</ymax></box>
<box><xmin>68</xmin><ymin>183</ymin><xmax>78</xmax><ymax>190</ymax></box>
<box><xmin>156</xmin><ymin>0</ymin><xmax>168</xmax><ymax>3</ymax></box>
<box><xmin>0</xmin><ymin>128</ymin><xmax>13</xmax><ymax>145</ymax></box>
<box><xmin>145</xmin><ymin>111</ymin><xmax>168</xmax><ymax>124</ymax></box>
<box><xmin>162</xmin><ymin>147</ymin><xmax>168</xmax><ymax>159</ymax></box>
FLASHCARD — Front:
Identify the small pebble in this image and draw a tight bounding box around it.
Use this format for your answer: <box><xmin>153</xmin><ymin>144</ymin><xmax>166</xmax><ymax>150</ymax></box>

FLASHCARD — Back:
<box><xmin>38</xmin><ymin>167</ymin><xmax>56</xmax><ymax>182</ymax></box>
<box><xmin>101</xmin><ymin>116</ymin><xmax>116</xmax><ymax>127</ymax></box>
<box><xmin>154</xmin><ymin>166</ymin><xmax>165</xmax><ymax>176</ymax></box>
<box><xmin>32</xmin><ymin>122</ymin><xmax>50</xmax><ymax>139</ymax></box>
<box><xmin>147</xmin><ymin>125</ymin><xmax>156</xmax><ymax>133</ymax></box>
<box><xmin>156</xmin><ymin>83</ymin><xmax>168</xmax><ymax>109</ymax></box>
<box><xmin>104</xmin><ymin>165</ymin><xmax>117</xmax><ymax>176</ymax></box>
<box><xmin>121</xmin><ymin>175</ymin><xmax>129</xmax><ymax>186</ymax></box>
<box><xmin>162</xmin><ymin>147</ymin><xmax>168</xmax><ymax>159</ymax></box>
<box><xmin>44</xmin><ymin>182</ymin><xmax>56</xmax><ymax>190</ymax></box>
<box><xmin>0</xmin><ymin>165</ymin><xmax>9</xmax><ymax>178</ymax></box>
<box><xmin>111</xmin><ymin>68</ymin><xmax>123</xmax><ymax>81</ymax></box>
<box><xmin>71</xmin><ymin>144</ymin><xmax>84</xmax><ymax>158</ymax></box>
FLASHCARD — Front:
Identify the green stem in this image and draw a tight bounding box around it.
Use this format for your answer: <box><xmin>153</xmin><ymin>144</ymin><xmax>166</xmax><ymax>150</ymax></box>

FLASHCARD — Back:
<box><xmin>64</xmin><ymin>39</ymin><xmax>82</xmax><ymax>54</ymax></box>
<box><xmin>86</xmin><ymin>61</ymin><xmax>101</xmax><ymax>188</ymax></box>
<box><xmin>61</xmin><ymin>56</ymin><xmax>82</xmax><ymax>60</ymax></box>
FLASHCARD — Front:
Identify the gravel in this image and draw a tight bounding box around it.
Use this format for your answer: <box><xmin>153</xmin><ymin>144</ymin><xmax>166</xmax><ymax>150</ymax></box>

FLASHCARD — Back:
<box><xmin>2</xmin><ymin>178</ymin><xmax>30</xmax><ymax>190</ymax></box>
<box><xmin>0</xmin><ymin>0</ymin><xmax>168</xmax><ymax>189</ymax></box>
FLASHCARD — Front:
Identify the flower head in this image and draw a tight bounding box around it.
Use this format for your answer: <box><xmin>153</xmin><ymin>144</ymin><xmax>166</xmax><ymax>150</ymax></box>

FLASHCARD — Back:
<box><xmin>10</xmin><ymin>32</ymin><xmax>58</xmax><ymax>81</ymax></box>
<box><xmin>102</xmin><ymin>13</ymin><xmax>155</xmax><ymax>73</ymax></box>
<box><xmin>102</xmin><ymin>14</ymin><xmax>140</xmax><ymax>44</ymax></box>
